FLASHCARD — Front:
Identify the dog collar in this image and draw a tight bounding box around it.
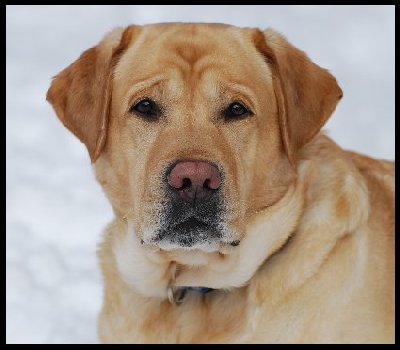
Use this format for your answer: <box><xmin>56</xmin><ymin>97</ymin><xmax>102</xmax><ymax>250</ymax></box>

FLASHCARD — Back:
<box><xmin>184</xmin><ymin>286</ymin><xmax>213</xmax><ymax>294</ymax></box>
<box><xmin>168</xmin><ymin>286</ymin><xmax>214</xmax><ymax>305</ymax></box>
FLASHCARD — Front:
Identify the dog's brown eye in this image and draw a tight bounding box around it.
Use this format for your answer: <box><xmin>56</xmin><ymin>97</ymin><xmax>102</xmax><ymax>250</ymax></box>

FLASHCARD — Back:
<box><xmin>130</xmin><ymin>98</ymin><xmax>158</xmax><ymax>119</ymax></box>
<box><xmin>225</xmin><ymin>102</ymin><xmax>251</xmax><ymax>120</ymax></box>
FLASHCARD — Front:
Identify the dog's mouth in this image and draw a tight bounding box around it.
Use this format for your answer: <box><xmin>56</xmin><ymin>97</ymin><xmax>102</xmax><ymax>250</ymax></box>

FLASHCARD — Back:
<box><xmin>153</xmin><ymin>217</ymin><xmax>223</xmax><ymax>248</ymax></box>
<box><xmin>174</xmin><ymin>217</ymin><xmax>209</xmax><ymax>231</ymax></box>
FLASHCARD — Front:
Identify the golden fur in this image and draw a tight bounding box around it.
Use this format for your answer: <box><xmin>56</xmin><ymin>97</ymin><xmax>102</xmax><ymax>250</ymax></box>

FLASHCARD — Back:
<box><xmin>47</xmin><ymin>23</ymin><xmax>394</xmax><ymax>343</ymax></box>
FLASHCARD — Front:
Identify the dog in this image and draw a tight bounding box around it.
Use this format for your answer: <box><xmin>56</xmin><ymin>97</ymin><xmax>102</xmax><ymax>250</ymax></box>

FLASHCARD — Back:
<box><xmin>46</xmin><ymin>23</ymin><xmax>394</xmax><ymax>343</ymax></box>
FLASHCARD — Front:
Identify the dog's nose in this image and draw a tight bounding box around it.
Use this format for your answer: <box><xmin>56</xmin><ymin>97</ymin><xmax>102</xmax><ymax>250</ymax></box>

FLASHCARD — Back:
<box><xmin>167</xmin><ymin>161</ymin><xmax>221</xmax><ymax>202</ymax></box>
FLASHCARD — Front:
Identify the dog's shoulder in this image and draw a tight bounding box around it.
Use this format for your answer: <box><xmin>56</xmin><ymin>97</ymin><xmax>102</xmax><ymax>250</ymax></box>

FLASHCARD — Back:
<box><xmin>301</xmin><ymin>133</ymin><xmax>394</xmax><ymax>189</ymax></box>
<box><xmin>345</xmin><ymin>149</ymin><xmax>394</xmax><ymax>197</ymax></box>
<box><xmin>299</xmin><ymin>132</ymin><xmax>394</xmax><ymax>240</ymax></box>
<box><xmin>250</xmin><ymin>133</ymin><xmax>394</xmax><ymax>342</ymax></box>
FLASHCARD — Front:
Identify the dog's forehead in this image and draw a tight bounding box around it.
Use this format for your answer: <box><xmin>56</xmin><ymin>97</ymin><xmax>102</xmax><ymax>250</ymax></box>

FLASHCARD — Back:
<box><xmin>113</xmin><ymin>23</ymin><xmax>271</xmax><ymax>97</ymax></box>
<box><xmin>128</xmin><ymin>22</ymin><xmax>244</xmax><ymax>60</ymax></box>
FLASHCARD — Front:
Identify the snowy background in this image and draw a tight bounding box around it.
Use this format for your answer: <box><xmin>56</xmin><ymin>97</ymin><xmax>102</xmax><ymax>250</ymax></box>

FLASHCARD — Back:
<box><xmin>6</xmin><ymin>5</ymin><xmax>395</xmax><ymax>344</ymax></box>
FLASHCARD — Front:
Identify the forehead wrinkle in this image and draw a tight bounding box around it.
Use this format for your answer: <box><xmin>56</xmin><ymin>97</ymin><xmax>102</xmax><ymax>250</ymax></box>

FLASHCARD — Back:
<box><xmin>195</xmin><ymin>67</ymin><xmax>258</xmax><ymax>108</ymax></box>
<box><xmin>114</xmin><ymin>26</ymin><xmax>151</xmax><ymax>77</ymax></box>
<box><xmin>221</xmin><ymin>83</ymin><xmax>259</xmax><ymax>112</ymax></box>
<box><xmin>122</xmin><ymin>76</ymin><xmax>167</xmax><ymax>107</ymax></box>
<box><xmin>173</xmin><ymin>42</ymin><xmax>205</xmax><ymax>67</ymax></box>
<box><xmin>162</xmin><ymin>27</ymin><xmax>225</xmax><ymax>76</ymax></box>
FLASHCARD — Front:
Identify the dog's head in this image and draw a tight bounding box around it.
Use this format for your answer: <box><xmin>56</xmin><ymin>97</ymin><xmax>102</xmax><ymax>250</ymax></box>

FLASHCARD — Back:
<box><xmin>47</xmin><ymin>23</ymin><xmax>342</xmax><ymax>256</ymax></box>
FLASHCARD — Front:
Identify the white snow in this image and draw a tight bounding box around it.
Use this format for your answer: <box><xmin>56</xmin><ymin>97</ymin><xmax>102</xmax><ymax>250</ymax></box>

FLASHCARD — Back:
<box><xmin>6</xmin><ymin>5</ymin><xmax>394</xmax><ymax>344</ymax></box>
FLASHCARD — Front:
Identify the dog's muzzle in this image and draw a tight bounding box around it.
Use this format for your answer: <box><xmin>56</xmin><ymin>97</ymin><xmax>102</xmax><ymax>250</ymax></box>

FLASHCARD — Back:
<box><xmin>153</xmin><ymin>160</ymin><xmax>225</xmax><ymax>248</ymax></box>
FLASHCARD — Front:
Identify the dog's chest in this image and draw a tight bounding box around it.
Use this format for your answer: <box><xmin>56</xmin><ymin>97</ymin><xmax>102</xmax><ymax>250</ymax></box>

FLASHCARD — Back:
<box><xmin>127</xmin><ymin>289</ymin><xmax>252</xmax><ymax>343</ymax></box>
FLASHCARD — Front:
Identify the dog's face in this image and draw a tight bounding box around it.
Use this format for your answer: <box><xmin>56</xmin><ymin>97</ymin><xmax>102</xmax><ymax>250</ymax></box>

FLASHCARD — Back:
<box><xmin>103</xmin><ymin>24</ymin><xmax>291</xmax><ymax>253</ymax></box>
<box><xmin>47</xmin><ymin>23</ymin><xmax>342</xmax><ymax>256</ymax></box>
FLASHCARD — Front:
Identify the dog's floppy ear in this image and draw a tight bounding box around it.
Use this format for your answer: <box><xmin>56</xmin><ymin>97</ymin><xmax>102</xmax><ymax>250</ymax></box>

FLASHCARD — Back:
<box><xmin>46</xmin><ymin>26</ymin><xmax>137</xmax><ymax>163</ymax></box>
<box><xmin>253</xmin><ymin>29</ymin><xmax>343</xmax><ymax>166</ymax></box>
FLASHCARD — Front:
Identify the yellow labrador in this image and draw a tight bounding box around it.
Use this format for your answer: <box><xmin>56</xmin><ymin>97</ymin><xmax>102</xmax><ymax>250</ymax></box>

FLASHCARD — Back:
<box><xmin>47</xmin><ymin>23</ymin><xmax>394</xmax><ymax>343</ymax></box>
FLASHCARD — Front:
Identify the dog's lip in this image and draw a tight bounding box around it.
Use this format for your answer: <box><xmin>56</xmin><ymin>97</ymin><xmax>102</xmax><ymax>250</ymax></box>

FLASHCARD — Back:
<box><xmin>168</xmin><ymin>217</ymin><xmax>223</xmax><ymax>240</ymax></box>
<box><xmin>144</xmin><ymin>218</ymin><xmax>241</xmax><ymax>249</ymax></box>
<box><xmin>151</xmin><ymin>216</ymin><xmax>221</xmax><ymax>246</ymax></box>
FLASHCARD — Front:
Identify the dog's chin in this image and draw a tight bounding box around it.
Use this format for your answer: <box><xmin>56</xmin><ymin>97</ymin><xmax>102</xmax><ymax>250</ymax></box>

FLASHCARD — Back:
<box><xmin>141</xmin><ymin>218</ymin><xmax>241</xmax><ymax>260</ymax></box>
<box><xmin>146</xmin><ymin>217</ymin><xmax>223</xmax><ymax>251</ymax></box>
<box><xmin>154</xmin><ymin>235</ymin><xmax>222</xmax><ymax>253</ymax></box>
<box><xmin>164</xmin><ymin>247</ymin><xmax>219</xmax><ymax>266</ymax></box>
